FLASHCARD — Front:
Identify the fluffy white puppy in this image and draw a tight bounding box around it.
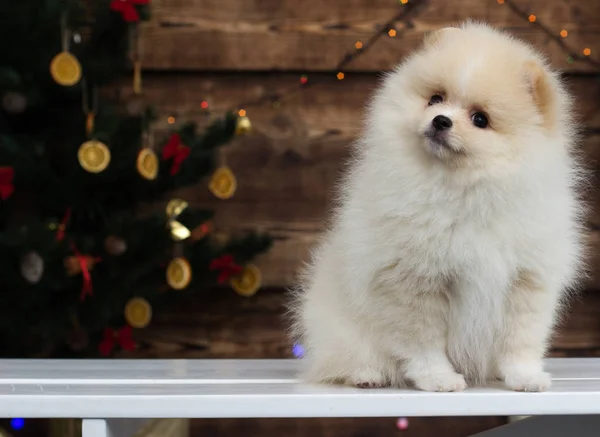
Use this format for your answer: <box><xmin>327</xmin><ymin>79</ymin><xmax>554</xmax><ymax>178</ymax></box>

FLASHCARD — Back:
<box><xmin>289</xmin><ymin>22</ymin><xmax>587</xmax><ymax>392</ymax></box>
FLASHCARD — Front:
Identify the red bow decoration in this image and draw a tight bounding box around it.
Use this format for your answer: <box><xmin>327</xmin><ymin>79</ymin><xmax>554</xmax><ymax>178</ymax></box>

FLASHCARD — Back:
<box><xmin>69</xmin><ymin>243</ymin><xmax>102</xmax><ymax>302</ymax></box>
<box><xmin>161</xmin><ymin>133</ymin><xmax>191</xmax><ymax>176</ymax></box>
<box><xmin>109</xmin><ymin>0</ymin><xmax>149</xmax><ymax>22</ymax></box>
<box><xmin>98</xmin><ymin>325</ymin><xmax>136</xmax><ymax>356</ymax></box>
<box><xmin>0</xmin><ymin>167</ymin><xmax>14</xmax><ymax>200</ymax></box>
<box><xmin>210</xmin><ymin>255</ymin><xmax>243</xmax><ymax>283</ymax></box>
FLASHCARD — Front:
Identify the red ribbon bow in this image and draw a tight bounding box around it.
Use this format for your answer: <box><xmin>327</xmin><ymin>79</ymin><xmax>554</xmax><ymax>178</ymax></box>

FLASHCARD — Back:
<box><xmin>110</xmin><ymin>0</ymin><xmax>149</xmax><ymax>22</ymax></box>
<box><xmin>209</xmin><ymin>255</ymin><xmax>243</xmax><ymax>283</ymax></box>
<box><xmin>98</xmin><ymin>325</ymin><xmax>136</xmax><ymax>356</ymax></box>
<box><xmin>161</xmin><ymin>133</ymin><xmax>191</xmax><ymax>176</ymax></box>
<box><xmin>0</xmin><ymin>167</ymin><xmax>14</xmax><ymax>200</ymax></box>
<box><xmin>70</xmin><ymin>243</ymin><xmax>102</xmax><ymax>302</ymax></box>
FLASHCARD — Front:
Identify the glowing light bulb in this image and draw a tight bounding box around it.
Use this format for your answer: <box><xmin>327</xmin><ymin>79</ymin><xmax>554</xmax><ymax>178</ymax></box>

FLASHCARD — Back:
<box><xmin>400</xmin><ymin>0</ymin><xmax>408</xmax><ymax>4</ymax></box>
<box><xmin>560</xmin><ymin>29</ymin><xmax>568</xmax><ymax>38</ymax></box>
<box><xmin>10</xmin><ymin>418</ymin><xmax>25</xmax><ymax>430</ymax></box>
<box><xmin>396</xmin><ymin>417</ymin><xmax>409</xmax><ymax>431</ymax></box>
<box><xmin>200</xmin><ymin>101</ymin><xmax>209</xmax><ymax>109</ymax></box>
<box><xmin>528</xmin><ymin>14</ymin><xmax>536</xmax><ymax>23</ymax></box>
<box><xmin>337</xmin><ymin>72</ymin><xmax>345</xmax><ymax>80</ymax></box>
<box><xmin>238</xmin><ymin>109</ymin><xmax>246</xmax><ymax>117</ymax></box>
<box><xmin>497</xmin><ymin>0</ymin><xmax>505</xmax><ymax>4</ymax></box>
<box><xmin>292</xmin><ymin>343</ymin><xmax>305</xmax><ymax>358</ymax></box>
<box><xmin>355</xmin><ymin>41</ymin><xmax>363</xmax><ymax>50</ymax></box>
<box><xmin>167</xmin><ymin>116</ymin><xmax>175</xmax><ymax>124</ymax></box>
<box><xmin>300</xmin><ymin>75</ymin><xmax>308</xmax><ymax>85</ymax></box>
<box><xmin>388</xmin><ymin>29</ymin><xmax>397</xmax><ymax>37</ymax></box>
<box><xmin>583</xmin><ymin>48</ymin><xmax>592</xmax><ymax>56</ymax></box>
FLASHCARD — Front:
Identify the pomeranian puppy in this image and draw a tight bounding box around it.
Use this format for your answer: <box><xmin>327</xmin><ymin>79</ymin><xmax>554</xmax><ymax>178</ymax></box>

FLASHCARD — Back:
<box><xmin>289</xmin><ymin>22</ymin><xmax>587</xmax><ymax>392</ymax></box>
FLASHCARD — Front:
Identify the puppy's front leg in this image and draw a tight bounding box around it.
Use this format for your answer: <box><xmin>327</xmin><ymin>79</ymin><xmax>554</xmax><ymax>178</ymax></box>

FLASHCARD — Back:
<box><xmin>497</xmin><ymin>270</ymin><xmax>560</xmax><ymax>392</ymax></box>
<box><xmin>386</xmin><ymin>289</ymin><xmax>466</xmax><ymax>392</ymax></box>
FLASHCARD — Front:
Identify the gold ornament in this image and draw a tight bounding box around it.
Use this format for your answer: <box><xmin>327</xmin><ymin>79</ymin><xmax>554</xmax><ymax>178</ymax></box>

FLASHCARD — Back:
<box><xmin>136</xmin><ymin>148</ymin><xmax>158</xmax><ymax>180</ymax></box>
<box><xmin>231</xmin><ymin>264</ymin><xmax>262</xmax><ymax>297</ymax></box>
<box><xmin>125</xmin><ymin>297</ymin><xmax>152</xmax><ymax>329</ymax></box>
<box><xmin>166</xmin><ymin>198</ymin><xmax>188</xmax><ymax>218</ymax></box>
<box><xmin>169</xmin><ymin>220</ymin><xmax>191</xmax><ymax>241</ymax></box>
<box><xmin>165</xmin><ymin>198</ymin><xmax>191</xmax><ymax>240</ymax></box>
<box><xmin>50</xmin><ymin>51</ymin><xmax>82</xmax><ymax>86</ymax></box>
<box><xmin>235</xmin><ymin>115</ymin><xmax>252</xmax><ymax>135</ymax></box>
<box><xmin>78</xmin><ymin>140</ymin><xmax>111</xmax><ymax>173</ymax></box>
<box><xmin>166</xmin><ymin>257</ymin><xmax>192</xmax><ymax>290</ymax></box>
<box><xmin>209</xmin><ymin>166</ymin><xmax>237</xmax><ymax>199</ymax></box>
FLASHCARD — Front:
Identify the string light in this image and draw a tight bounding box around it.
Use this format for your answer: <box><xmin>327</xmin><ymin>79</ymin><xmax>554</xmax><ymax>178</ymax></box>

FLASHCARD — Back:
<box><xmin>355</xmin><ymin>41</ymin><xmax>363</xmax><ymax>50</ymax></box>
<box><xmin>200</xmin><ymin>101</ymin><xmax>209</xmax><ymax>109</ymax></box>
<box><xmin>497</xmin><ymin>0</ymin><xmax>599</xmax><ymax>69</ymax></box>
<box><xmin>229</xmin><ymin>0</ymin><xmax>425</xmax><ymax>111</ymax></box>
<box><xmin>388</xmin><ymin>29</ymin><xmax>397</xmax><ymax>37</ymax></box>
<box><xmin>10</xmin><ymin>418</ymin><xmax>25</xmax><ymax>430</ymax></box>
<box><xmin>167</xmin><ymin>116</ymin><xmax>175</xmax><ymax>124</ymax></box>
<box><xmin>238</xmin><ymin>109</ymin><xmax>247</xmax><ymax>117</ymax></box>
<box><xmin>300</xmin><ymin>75</ymin><xmax>308</xmax><ymax>85</ymax></box>
<box><xmin>396</xmin><ymin>418</ymin><xmax>409</xmax><ymax>431</ymax></box>
<box><xmin>292</xmin><ymin>343</ymin><xmax>305</xmax><ymax>358</ymax></box>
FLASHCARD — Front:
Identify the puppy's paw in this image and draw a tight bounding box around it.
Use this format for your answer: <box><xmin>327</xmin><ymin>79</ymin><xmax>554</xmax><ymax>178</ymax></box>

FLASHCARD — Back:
<box><xmin>504</xmin><ymin>371</ymin><xmax>551</xmax><ymax>392</ymax></box>
<box><xmin>348</xmin><ymin>368</ymin><xmax>389</xmax><ymax>389</ymax></box>
<box><xmin>412</xmin><ymin>371</ymin><xmax>467</xmax><ymax>392</ymax></box>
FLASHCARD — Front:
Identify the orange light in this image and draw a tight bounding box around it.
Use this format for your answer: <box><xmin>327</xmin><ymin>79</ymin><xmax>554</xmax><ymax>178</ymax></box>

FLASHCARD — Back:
<box><xmin>355</xmin><ymin>41</ymin><xmax>363</xmax><ymax>50</ymax></box>
<box><xmin>238</xmin><ymin>109</ymin><xmax>246</xmax><ymax>117</ymax></box>
<box><xmin>337</xmin><ymin>72</ymin><xmax>345</xmax><ymax>80</ymax></box>
<box><xmin>400</xmin><ymin>0</ymin><xmax>408</xmax><ymax>4</ymax></box>
<box><xmin>388</xmin><ymin>29</ymin><xmax>397</xmax><ymax>37</ymax></box>
<box><xmin>528</xmin><ymin>14</ymin><xmax>536</xmax><ymax>23</ymax></box>
<box><xmin>167</xmin><ymin>116</ymin><xmax>175</xmax><ymax>124</ymax></box>
<box><xmin>560</xmin><ymin>29</ymin><xmax>568</xmax><ymax>38</ymax></box>
<box><xmin>200</xmin><ymin>101</ymin><xmax>209</xmax><ymax>109</ymax></box>
<box><xmin>583</xmin><ymin>48</ymin><xmax>592</xmax><ymax>56</ymax></box>
<box><xmin>497</xmin><ymin>0</ymin><xmax>504</xmax><ymax>4</ymax></box>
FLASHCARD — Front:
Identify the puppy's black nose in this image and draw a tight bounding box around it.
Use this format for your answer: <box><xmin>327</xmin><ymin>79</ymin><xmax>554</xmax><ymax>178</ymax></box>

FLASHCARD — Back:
<box><xmin>432</xmin><ymin>115</ymin><xmax>452</xmax><ymax>131</ymax></box>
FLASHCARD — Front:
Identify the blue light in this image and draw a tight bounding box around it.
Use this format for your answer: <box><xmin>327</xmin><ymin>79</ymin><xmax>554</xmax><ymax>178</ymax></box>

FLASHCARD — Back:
<box><xmin>10</xmin><ymin>418</ymin><xmax>25</xmax><ymax>430</ymax></box>
<box><xmin>292</xmin><ymin>343</ymin><xmax>305</xmax><ymax>358</ymax></box>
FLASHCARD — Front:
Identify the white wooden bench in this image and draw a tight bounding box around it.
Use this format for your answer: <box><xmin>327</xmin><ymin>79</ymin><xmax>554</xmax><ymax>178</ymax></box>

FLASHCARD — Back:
<box><xmin>0</xmin><ymin>358</ymin><xmax>599</xmax><ymax>437</ymax></box>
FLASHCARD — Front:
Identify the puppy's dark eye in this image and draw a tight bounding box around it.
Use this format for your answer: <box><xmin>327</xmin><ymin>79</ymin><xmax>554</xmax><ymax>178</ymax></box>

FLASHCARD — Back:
<box><xmin>471</xmin><ymin>112</ymin><xmax>488</xmax><ymax>128</ymax></box>
<box><xmin>428</xmin><ymin>94</ymin><xmax>444</xmax><ymax>106</ymax></box>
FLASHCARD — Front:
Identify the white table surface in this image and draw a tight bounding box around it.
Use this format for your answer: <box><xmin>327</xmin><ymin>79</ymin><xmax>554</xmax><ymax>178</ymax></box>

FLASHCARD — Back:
<box><xmin>0</xmin><ymin>358</ymin><xmax>599</xmax><ymax>418</ymax></box>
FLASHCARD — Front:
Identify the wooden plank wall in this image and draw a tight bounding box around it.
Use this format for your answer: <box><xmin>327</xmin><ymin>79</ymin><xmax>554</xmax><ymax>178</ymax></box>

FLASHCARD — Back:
<box><xmin>124</xmin><ymin>0</ymin><xmax>600</xmax><ymax>435</ymax></box>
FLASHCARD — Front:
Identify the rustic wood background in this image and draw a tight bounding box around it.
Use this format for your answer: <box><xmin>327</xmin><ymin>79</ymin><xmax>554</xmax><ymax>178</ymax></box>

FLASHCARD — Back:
<box><xmin>123</xmin><ymin>0</ymin><xmax>600</xmax><ymax>435</ymax></box>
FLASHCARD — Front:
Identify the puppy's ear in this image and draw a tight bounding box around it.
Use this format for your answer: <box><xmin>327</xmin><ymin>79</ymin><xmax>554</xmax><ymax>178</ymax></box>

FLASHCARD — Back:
<box><xmin>523</xmin><ymin>60</ymin><xmax>556</xmax><ymax>128</ymax></box>
<box><xmin>423</xmin><ymin>27</ymin><xmax>461</xmax><ymax>48</ymax></box>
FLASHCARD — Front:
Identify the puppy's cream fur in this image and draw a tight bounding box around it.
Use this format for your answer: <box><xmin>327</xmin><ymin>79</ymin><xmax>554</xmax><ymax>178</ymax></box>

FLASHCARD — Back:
<box><xmin>289</xmin><ymin>22</ymin><xmax>587</xmax><ymax>392</ymax></box>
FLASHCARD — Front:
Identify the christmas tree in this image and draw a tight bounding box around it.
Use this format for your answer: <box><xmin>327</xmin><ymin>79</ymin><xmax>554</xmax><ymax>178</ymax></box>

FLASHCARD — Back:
<box><xmin>0</xmin><ymin>0</ymin><xmax>271</xmax><ymax>358</ymax></box>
